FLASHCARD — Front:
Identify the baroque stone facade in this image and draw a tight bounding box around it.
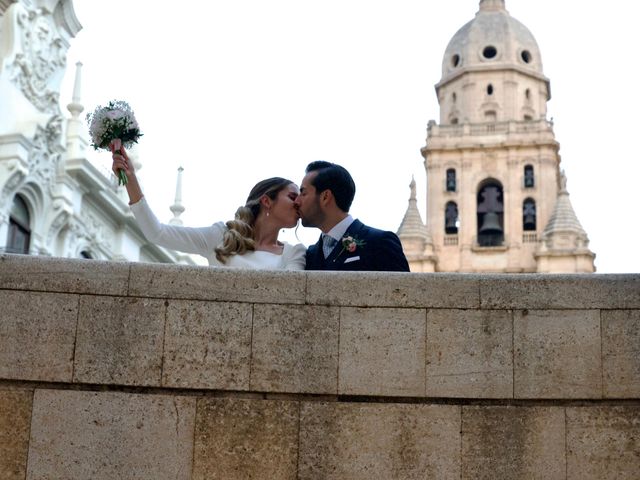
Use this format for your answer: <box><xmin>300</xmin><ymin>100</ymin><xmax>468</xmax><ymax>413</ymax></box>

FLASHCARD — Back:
<box><xmin>0</xmin><ymin>0</ymin><xmax>193</xmax><ymax>264</ymax></box>
<box><xmin>398</xmin><ymin>0</ymin><xmax>595</xmax><ymax>273</ymax></box>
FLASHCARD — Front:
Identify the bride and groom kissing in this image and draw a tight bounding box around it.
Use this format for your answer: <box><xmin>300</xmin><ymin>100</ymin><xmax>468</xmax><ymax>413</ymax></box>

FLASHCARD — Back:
<box><xmin>111</xmin><ymin>150</ymin><xmax>409</xmax><ymax>272</ymax></box>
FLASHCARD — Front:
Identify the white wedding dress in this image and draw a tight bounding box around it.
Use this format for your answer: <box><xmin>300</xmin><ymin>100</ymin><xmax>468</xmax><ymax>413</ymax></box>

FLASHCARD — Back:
<box><xmin>130</xmin><ymin>198</ymin><xmax>306</xmax><ymax>270</ymax></box>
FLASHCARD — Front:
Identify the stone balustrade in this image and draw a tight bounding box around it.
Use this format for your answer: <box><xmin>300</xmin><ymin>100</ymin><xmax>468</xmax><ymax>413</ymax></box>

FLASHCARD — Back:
<box><xmin>1</xmin><ymin>253</ymin><xmax>639</xmax><ymax>479</ymax></box>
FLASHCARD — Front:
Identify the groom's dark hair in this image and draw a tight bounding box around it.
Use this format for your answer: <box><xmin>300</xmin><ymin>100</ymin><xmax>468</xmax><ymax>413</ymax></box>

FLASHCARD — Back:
<box><xmin>306</xmin><ymin>160</ymin><xmax>356</xmax><ymax>212</ymax></box>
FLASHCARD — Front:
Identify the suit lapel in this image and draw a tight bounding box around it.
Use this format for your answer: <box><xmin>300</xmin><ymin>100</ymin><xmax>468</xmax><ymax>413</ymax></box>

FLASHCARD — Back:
<box><xmin>308</xmin><ymin>235</ymin><xmax>325</xmax><ymax>269</ymax></box>
<box><xmin>326</xmin><ymin>220</ymin><xmax>365</xmax><ymax>267</ymax></box>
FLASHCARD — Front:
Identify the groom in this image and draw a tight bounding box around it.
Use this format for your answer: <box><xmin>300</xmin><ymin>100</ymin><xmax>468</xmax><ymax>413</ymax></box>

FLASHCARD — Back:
<box><xmin>295</xmin><ymin>161</ymin><xmax>410</xmax><ymax>272</ymax></box>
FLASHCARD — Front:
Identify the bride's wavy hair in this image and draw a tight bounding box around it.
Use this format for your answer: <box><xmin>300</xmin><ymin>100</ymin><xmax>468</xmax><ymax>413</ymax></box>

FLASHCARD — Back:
<box><xmin>215</xmin><ymin>177</ymin><xmax>295</xmax><ymax>263</ymax></box>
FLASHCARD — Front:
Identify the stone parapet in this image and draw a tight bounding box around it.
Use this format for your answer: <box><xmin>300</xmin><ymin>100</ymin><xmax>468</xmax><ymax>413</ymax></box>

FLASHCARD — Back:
<box><xmin>1</xmin><ymin>254</ymin><xmax>639</xmax><ymax>479</ymax></box>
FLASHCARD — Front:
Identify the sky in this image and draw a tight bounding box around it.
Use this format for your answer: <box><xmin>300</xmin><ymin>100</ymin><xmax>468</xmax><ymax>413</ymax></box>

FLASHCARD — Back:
<box><xmin>61</xmin><ymin>0</ymin><xmax>640</xmax><ymax>273</ymax></box>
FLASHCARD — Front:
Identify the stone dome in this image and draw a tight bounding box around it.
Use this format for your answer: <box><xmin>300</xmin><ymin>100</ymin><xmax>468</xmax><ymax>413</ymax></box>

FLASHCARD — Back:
<box><xmin>440</xmin><ymin>0</ymin><xmax>545</xmax><ymax>83</ymax></box>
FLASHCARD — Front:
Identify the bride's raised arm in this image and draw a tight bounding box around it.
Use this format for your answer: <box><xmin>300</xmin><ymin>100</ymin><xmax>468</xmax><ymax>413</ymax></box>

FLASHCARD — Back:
<box><xmin>111</xmin><ymin>146</ymin><xmax>143</xmax><ymax>205</ymax></box>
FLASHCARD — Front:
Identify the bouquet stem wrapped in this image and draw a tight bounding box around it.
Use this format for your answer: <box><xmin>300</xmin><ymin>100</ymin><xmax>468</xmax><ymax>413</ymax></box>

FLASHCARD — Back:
<box><xmin>86</xmin><ymin>100</ymin><xmax>143</xmax><ymax>186</ymax></box>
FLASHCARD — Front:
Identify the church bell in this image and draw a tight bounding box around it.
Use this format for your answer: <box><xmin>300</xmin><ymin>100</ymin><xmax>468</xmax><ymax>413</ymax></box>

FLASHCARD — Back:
<box><xmin>479</xmin><ymin>212</ymin><xmax>503</xmax><ymax>234</ymax></box>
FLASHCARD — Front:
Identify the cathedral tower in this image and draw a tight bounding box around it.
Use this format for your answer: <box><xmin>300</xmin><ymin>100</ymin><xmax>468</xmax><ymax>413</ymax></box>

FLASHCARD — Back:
<box><xmin>399</xmin><ymin>0</ymin><xmax>595</xmax><ymax>273</ymax></box>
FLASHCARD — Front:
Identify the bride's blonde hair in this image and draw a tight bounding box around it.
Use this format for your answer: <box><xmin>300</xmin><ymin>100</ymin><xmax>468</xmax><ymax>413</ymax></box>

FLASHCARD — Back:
<box><xmin>215</xmin><ymin>177</ymin><xmax>294</xmax><ymax>263</ymax></box>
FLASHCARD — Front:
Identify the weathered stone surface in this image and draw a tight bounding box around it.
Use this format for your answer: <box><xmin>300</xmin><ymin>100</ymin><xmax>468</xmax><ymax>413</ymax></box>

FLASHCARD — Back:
<box><xmin>192</xmin><ymin>398</ymin><xmax>298</xmax><ymax>480</ymax></box>
<box><xmin>567</xmin><ymin>406</ymin><xmax>640</xmax><ymax>480</ymax></box>
<box><xmin>602</xmin><ymin>310</ymin><xmax>640</xmax><ymax>398</ymax></box>
<box><xmin>26</xmin><ymin>389</ymin><xmax>195</xmax><ymax>480</ymax></box>
<box><xmin>0</xmin><ymin>389</ymin><xmax>32</xmax><ymax>480</ymax></box>
<box><xmin>162</xmin><ymin>300</ymin><xmax>252</xmax><ymax>390</ymax></box>
<box><xmin>480</xmin><ymin>274</ymin><xmax>640</xmax><ymax>309</ymax></box>
<box><xmin>129</xmin><ymin>262</ymin><xmax>306</xmax><ymax>304</ymax></box>
<box><xmin>299</xmin><ymin>402</ymin><xmax>461</xmax><ymax>479</ymax></box>
<box><xmin>461</xmin><ymin>405</ymin><xmax>565</xmax><ymax>479</ymax></box>
<box><xmin>426</xmin><ymin>309</ymin><xmax>513</xmax><ymax>398</ymax></box>
<box><xmin>306</xmin><ymin>271</ymin><xmax>480</xmax><ymax>308</ymax></box>
<box><xmin>73</xmin><ymin>296</ymin><xmax>165</xmax><ymax>386</ymax></box>
<box><xmin>0</xmin><ymin>254</ymin><xmax>130</xmax><ymax>295</ymax></box>
<box><xmin>514</xmin><ymin>309</ymin><xmax>602</xmax><ymax>398</ymax></box>
<box><xmin>339</xmin><ymin>307</ymin><xmax>426</xmax><ymax>397</ymax></box>
<box><xmin>0</xmin><ymin>290</ymin><xmax>77</xmax><ymax>382</ymax></box>
<box><xmin>251</xmin><ymin>304</ymin><xmax>339</xmax><ymax>394</ymax></box>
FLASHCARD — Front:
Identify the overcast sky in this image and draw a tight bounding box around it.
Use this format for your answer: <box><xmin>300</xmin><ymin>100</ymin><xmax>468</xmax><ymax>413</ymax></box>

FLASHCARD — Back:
<box><xmin>62</xmin><ymin>0</ymin><xmax>640</xmax><ymax>272</ymax></box>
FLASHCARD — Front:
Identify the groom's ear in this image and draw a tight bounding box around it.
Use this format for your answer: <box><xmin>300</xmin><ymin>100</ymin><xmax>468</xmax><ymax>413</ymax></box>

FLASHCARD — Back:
<box><xmin>319</xmin><ymin>189</ymin><xmax>333</xmax><ymax>205</ymax></box>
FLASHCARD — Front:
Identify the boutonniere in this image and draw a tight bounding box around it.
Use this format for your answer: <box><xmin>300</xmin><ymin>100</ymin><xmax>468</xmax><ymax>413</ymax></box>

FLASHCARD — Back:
<box><xmin>334</xmin><ymin>235</ymin><xmax>366</xmax><ymax>261</ymax></box>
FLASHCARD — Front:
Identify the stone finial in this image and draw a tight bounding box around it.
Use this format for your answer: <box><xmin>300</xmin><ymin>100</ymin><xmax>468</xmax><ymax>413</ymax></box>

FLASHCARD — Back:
<box><xmin>397</xmin><ymin>176</ymin><xmax>431</xmax><ymax>243</ymax></box>
<box><xmin>66</xmin><ymin>62</ymin><xmax>83</xmax><ymax>119</ymax></box>
<box><xmin>541</xmin><ymin>172</ymin><xmax>589</xmax><ymax>246</ymax></box>
<box><xmin>64</xmin><ymin>61</ymin><xmax>88</xmax><ymax>159</ymax></box>
<box><xmin>559</xmin><ymin>169</ymin><xmax>568</xmax><ymax>193</ymax></box>
<box><xmin>169</xmin><ymin>166</ymin><xmax>185</xmax><ymax>225</ymax></box>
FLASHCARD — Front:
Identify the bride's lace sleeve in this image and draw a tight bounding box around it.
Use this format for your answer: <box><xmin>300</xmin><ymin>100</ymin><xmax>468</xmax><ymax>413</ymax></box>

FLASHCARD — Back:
<box><xmin>130</xmin><ymin>197</ymin><xmax>224</xmax><ymax>256</ymax></box>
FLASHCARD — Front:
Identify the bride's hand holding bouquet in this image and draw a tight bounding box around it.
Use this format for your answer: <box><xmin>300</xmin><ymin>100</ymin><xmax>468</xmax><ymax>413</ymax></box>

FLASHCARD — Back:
<box><xmin>86</xmin><ymin>100</ymin><xmax>142</xmax><ymax>186</ymax></box>
<box><xmin>110</xmin><ymin>144</ymin><xmax>143</xmax><ymax>205</ymax></box>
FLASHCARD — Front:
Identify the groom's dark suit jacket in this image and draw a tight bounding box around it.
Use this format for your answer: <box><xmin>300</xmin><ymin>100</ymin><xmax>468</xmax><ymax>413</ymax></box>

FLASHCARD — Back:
<box><xmin>305</xmin><ymin>219</ymin><xmax>410</xmax><ymax>272</ymax></box>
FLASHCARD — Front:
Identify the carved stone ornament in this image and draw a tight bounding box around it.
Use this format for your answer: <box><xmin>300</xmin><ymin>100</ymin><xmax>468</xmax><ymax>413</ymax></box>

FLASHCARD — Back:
<box><xmin>45</xmin><ymin>207</ymin><xmax>70</xmax><ymax>245</ymax></box>
<box><xmin>28</xmin><ymin>114</ymin><xmax>64</xmax><ymax>194</ymax></box>
<box><xmin>10</xmin><ymin>6</ymin><xmax>66</xmax><ymax>113</ymax></box>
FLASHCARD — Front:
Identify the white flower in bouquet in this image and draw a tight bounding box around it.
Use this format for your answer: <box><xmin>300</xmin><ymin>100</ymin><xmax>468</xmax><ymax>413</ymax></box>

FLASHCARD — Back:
<box><xmin>85</xmin><ymin>100</ymin><xmax>143</xmax><ymax>185</ymax></box>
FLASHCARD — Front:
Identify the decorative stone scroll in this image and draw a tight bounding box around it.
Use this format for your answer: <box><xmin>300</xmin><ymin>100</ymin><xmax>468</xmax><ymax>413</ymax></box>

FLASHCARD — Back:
<box><xmin>10</xmin><ymin>5</ymin><xmax>67</xmax><ymax>113</ymax></box>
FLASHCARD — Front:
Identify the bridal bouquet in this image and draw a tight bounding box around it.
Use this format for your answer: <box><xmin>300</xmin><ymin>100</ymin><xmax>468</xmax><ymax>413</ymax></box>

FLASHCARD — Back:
<box><xmin>86</xmin><ymin>100</ymin><xmax>142</xmax><ymax>185</ymax></box>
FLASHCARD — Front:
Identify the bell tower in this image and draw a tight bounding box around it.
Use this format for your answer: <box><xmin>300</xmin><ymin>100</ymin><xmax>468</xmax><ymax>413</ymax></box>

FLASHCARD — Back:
<box><xmin>399</xmin><ymin>0</ymin><xmax>595</xmax><ymax>273</ymax></box>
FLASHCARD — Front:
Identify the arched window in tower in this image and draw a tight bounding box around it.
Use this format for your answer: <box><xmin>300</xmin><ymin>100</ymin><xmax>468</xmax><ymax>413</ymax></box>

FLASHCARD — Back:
<box><xmin>523</xmin><ymin>198</ymin><xmax>536</xmax><ymax>231</ymax></box>
<box><xmin>6</xmin><ymin>195</ymin><xmax>31</xmax><ymax>254</ymax></box>
<box><xmin>521</xmin><ymin>50</ymin><xmax>532</xmax><ymax>64</ymax></box>
<box><xmin>451</xmin><ymin>54</ymin><xmax>461</xmax><ymax>68</ymax></box>
<box><xmin>476</xmin><ymin>180</ymin><xmax>504</xmax><ymax>247</ymax></box>
<box><xmin>525</xmin><ymin>88</ymin><xmax>531</xmax><ymax>101</ymax></box>
<box><xmin>445</xmin><ymin>202</ymin><xmax>459</xmax><ymax>235</ymax></box>
<box><xmin>446</xmin><ymin>168</ymin><xmax>456</xmax><ymax>192</ymax></box>
<box><xmin>524</xmin><ymin>165</ymin><xmax>535</xmax><ymax>187</ymax></box>
<box><xmin>487</xmin><ymin>84</ymin><xmax>494</xmax><ymax>95</ymax></box>
<box><xmin>452</xmin><ymin>92</ymin><xmax>457</xmax><ymax>103</ymax></box>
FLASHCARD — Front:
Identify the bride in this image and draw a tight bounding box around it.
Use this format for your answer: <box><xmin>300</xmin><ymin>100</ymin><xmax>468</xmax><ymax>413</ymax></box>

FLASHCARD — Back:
<box><xmin>111</xmin><ymin>148</ymin><xmax>306</xmax><ymax>269</ymax></box>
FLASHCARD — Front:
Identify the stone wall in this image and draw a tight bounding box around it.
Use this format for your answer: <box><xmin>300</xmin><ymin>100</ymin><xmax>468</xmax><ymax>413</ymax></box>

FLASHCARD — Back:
<box><xmin>1</xmin><ymin>253</ymin><xmax>639</xmax><ymax>479</ymax></box>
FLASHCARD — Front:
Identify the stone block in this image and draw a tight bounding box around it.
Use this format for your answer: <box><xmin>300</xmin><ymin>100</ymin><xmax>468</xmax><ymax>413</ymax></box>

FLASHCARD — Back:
<box><xmin>26</xmin><ymin>389</ymin><xmax>196</xmax><ymax>480</ymax></box>
<box><xmin>73</xmin><ymin>296</ymin><xmax>165</xmax><ymax>386</ymax></box>
<box><xmin>162</xmin><ymin>300</ymin><xmax>252</xmax><ymax>390</ymax></box>
<box><xmin>426</xmin><ymin>309</ymin><xmax>513</xmax><ymax>398</ymax></box>
<box><xmin>0</xmin><ymin>389</ymin><xmax>32</xmax><ymax>480</ymax></box>
<box><xmin>306</xmin><ymin>271</ymin><xmax>480</xmax><ymax>308</ymax></box>
<box><xmin>566</xmin><ymin>406</ymin><xmax>640</xmax><ymax>480</ymax></box>
<box><xmin>461</xmin><ymin>405</ymin><xmax>565</xmax><ymax>479</ymax></box>
<box><xmin>339</xmin><ymin>307</ymin><xmax>426</xmax><ymax>397</ymax></box>
<box><xmin>514</xmin><ymin>309</ymin><xmax>602</xmax><ymax>398</ymax></box>
<box><xmin>602</xmin><ymin>309</ymin><xmax>640</xmax><ymax>398</ymax></box>
<box><xmin>480</xmin><ymin>274</ymin><xmax>640</xmax><ymax>309</ymax></box>
<box><xmin>0</xmin><ymin>290</ymin><xmax>77</xmax><ymax>382</ymax></box>
<box><xmin>251</xmin><ymin>304</ymin><xmax>339</xmax><ymax>394</ymax></box>
<box><xmin>0</xmin><ymin>254</ymin><xmax>129</xmax><ymax>295</ymax></box>
<box><xmin>298</xmin><ymin>402</ymin><xmax>460</xmax><ymax>479</ymax></box>
<box><xmin>192</xmin><ymin>397</ymin><xmax>298</xmax><ymax>480</ymax></box>
<box><xmin>129</xmin><ymin>262</ymin><xmax>306</xmax><ymax>304</ymax></box>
